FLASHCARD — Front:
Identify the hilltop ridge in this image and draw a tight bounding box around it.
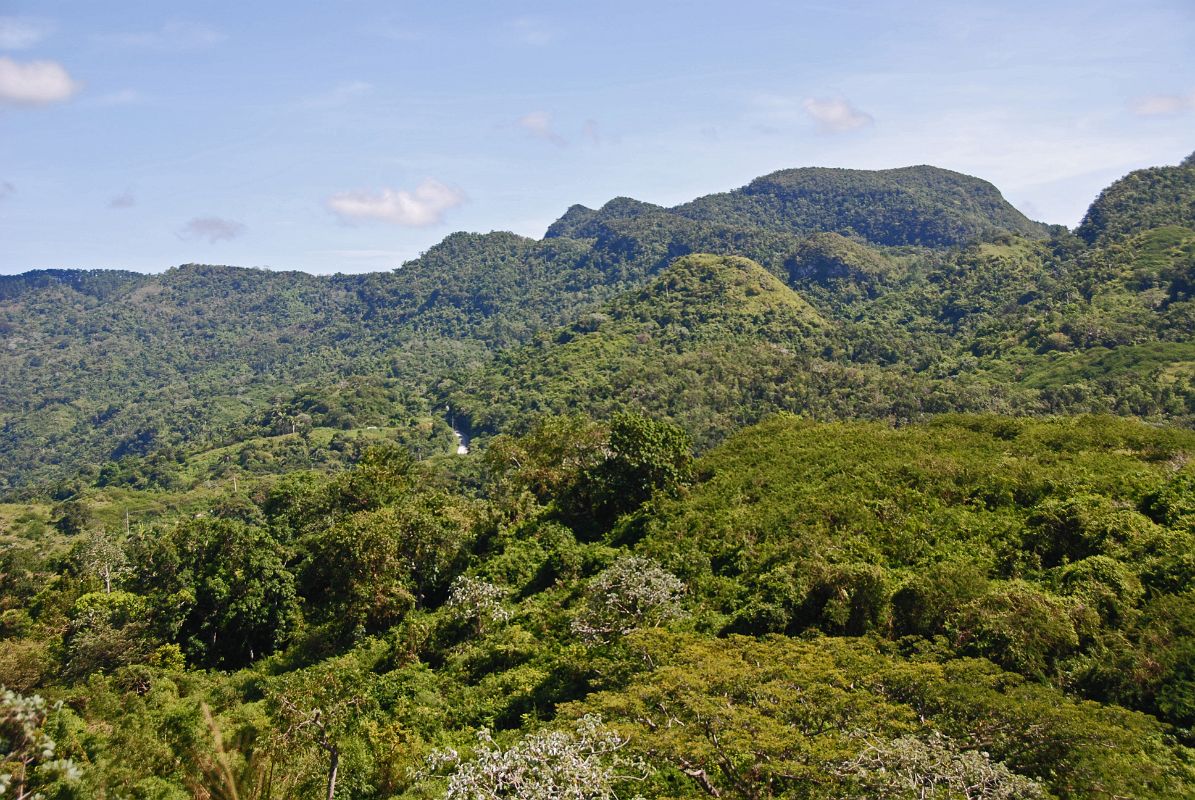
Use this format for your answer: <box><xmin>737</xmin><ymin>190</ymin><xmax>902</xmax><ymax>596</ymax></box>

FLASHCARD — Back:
<box><xmin>1077</xmin><ymin>150</ymin><xmax>1195</xmax><ymax>244</ymax></box>
<box><xmin>545</xmin><ymin>163</ymin><xmax>1047</xmax><ymax>250</ymax></box>
<box><xmin>673</xmin><ymin>164</ymin><xmax>1048</xmax><ymax>246</ymax></box>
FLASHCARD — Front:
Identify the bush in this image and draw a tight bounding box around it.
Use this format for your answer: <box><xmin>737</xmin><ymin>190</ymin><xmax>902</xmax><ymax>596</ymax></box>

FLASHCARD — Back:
<box><xmin>572</xmin><ymin>555</ymin><xmax>685</xmax><ymax>644</ymax></box>
<box><xmin>949</xmin><ymin>581</ymin><xmax>1079</xmax><ymax>679</ymax></box>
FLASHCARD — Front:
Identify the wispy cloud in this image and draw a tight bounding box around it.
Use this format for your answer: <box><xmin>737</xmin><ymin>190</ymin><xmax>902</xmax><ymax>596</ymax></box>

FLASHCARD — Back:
<box><xmin>803</xmin><ymin>96</ymin><xmax>874</xmax><ymax>133</ymax></box>
<box><xmin>582</xmin><ymin>119</ymin><xmax>602</xmax><ymax>146</ymax></box>
<box><xmin>370</xmin><ymin>18</ymin><xmax>425</xmax><ymax>43</ymax></box>
<box><xmin>506</xmin><ymin>16</ymin><xmax>557</xmax><ymax>46</ymax></box>
<box><xmin>89</xmin><ymin>88</ymin><xmax>144</xmax><ymax>107</ymax></box>
<box><xmin>100</xmin><ymin>21</ymin><xmax>226</xmax><ymax>51</ymax></box>
<box><xmin>0</xmin><ymin>17</ymin><xmax>54</xmax><ymax>50</ymax></box>
<box><xmin>179</xmin><ymin>216</ymin><xmax>246</xmax><ymax>243</ymax></box>
<box><xmin>1131</xmin><ymin>91</ymin><xmax>1195</xmax><ymax>116</ymax></box>
<box><xmin>300</xmin><ymin>81</ymin><xmax>372</xmax><ymax>110</ymax></box>
<box><xmin>0</xmin><ymin>56</ymin><xmax>80</xmax><ymax>105</ymax></box>
<box><xmin>518</xmin><ymin>110</ymin><xmax>567</xmax><ymax>146</ymax></box>
<box><xmin>108</xmin><ymin>191</ymin><xmax>135</xmax><ymax>209</ymax></box>
<box><xmin>0</xmin><ymin>181</ymin><xmax>14</xmax><ymax>200</ymax></box>
<box><xmin>327</xmin><ymin>179</ymin><xmax>466</xmax><ymax>227</ymax></box>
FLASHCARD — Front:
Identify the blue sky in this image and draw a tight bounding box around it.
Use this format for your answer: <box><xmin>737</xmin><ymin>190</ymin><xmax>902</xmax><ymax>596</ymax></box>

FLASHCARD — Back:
<box><xmin>1</xmin><ymin>1</ymin><xmax>1192</xmax><ymax>274</ymax></box>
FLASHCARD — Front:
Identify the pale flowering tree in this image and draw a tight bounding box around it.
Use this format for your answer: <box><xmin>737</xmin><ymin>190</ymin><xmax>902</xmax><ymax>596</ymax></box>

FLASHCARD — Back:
<box><xmin>835</xmin><ymin>731</ymin><xmax>1047</xmax><ymax>800</ymax></box>
<box><xmin>425</xmin><ymin>715</ymin><xmax>647</xmax><ymax>800</ymax></box>
<box><xmin>445</xmin><ymin>576</ymin><xmax>511</xmax><ymax>634</ymax></box>
<box><xmin>71</xmin><ymin>528</ymin><xmax>130</xmax><ymax>595</ymax></box>
<box><xmin>571</xmin><ymin>556</ymin><xmax>685</xmax><ymax>644</ymax></box>
<box><xmin>0</xmin><ymin>688</ymin><xmax>80</xmax><ymax>800</ymax></box>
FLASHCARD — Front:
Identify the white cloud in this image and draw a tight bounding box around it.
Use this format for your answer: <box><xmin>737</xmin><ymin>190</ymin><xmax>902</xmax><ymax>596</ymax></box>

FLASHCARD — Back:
<box><xmin>101</xmin><ymin>21</ymin><xmax>225</xmax><ymax>51</ymax></box>
<box><xmin>108</xmin><ymin>191</ymin><xmax>135</xmax><ymax>209</ymax></box>
<box><xmin>179</xmin><ymin>216</ymin><xmax>246</xmax><ymax>243</ymax></box>
<box><xmin>506</xmin><ymin>17</ymin><xmax>557</xmax><ymax>46</ymax></box>
<box><xmin>0</xmin><ymin>17</ymin><xmax>53</xmax><ymax>50</ymax></box>
<box><xmin>803</xmin><ymin>96</ymin><xmax>874</xmax><ymax>133</ymax></box>
<box><xmin>1131</xmin><ymin>92</ymin><xmax>1195</xmax><ymax>116</ymax></box>
<box><xmin>518</xmin><ymin>110</ymin><xmax>567</xmax><ymax>146</ymax></box>
<box><xmin>0</xmin><ymin>56</ymin><xmax>80</xmax><ymax>105</ymax></box>
<box><xmin>327</xmin><ymin>179</ymin><xmax>466</xmax><ymax>227</ymax></box>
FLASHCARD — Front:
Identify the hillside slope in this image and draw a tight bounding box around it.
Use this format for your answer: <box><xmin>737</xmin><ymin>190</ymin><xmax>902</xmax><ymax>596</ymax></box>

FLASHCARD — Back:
<box><xmin>452</xmin><ymin>254</ymin><xmax>827</xmax><ymax>441</ymax></box>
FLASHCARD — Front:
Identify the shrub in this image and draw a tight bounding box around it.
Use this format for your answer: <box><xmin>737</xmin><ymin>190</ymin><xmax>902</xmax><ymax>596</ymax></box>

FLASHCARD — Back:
<box><xmin>572</xmin><ymin>556</ymin><xmax>685</xmax><ymax>644</ymax></box>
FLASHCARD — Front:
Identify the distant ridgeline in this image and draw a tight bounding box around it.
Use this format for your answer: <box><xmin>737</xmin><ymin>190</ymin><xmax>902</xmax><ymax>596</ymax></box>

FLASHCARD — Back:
<box><xmin>0</xmin><ymin>155</ymin><xmax>1193</xmax><ymax>489</ymax></box>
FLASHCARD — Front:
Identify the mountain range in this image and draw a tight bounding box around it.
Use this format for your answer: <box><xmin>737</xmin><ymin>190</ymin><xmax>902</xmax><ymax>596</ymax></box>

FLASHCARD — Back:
<box><xmin>0</xmin><ymin>155</ymin><xmax>1192</xmax><ymax>490</ymax></box>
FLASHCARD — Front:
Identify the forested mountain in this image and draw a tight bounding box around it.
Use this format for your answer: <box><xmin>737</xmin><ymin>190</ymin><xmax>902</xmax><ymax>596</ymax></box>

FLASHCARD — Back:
<box><xmin>550</xmin><ymin>165</ymin><xmax>1049</xmax><ymax>248</ymax></box>
<box><xmin>3</xmin><ymin>156</ymin><xmax>1192</xmax><ymax>491</ymax></box>
<box><xmin>0</xmin><ymin>162</ymin><xmax>1053</xmax><ymax>490</ymax></box>
<box><xmin>455</xmin><ymin>167</ymin><xmax>1194</xmax><ymax>445</ymax></box>
<box><xmin>1</xmin><ymin>153</ymin><xmax>1194</xmax><ymax>799</ymax></box>
<box><xmin>0</xmin><ymin>235</ymin><xmax>613</xmax><ymax>489</ymax></box>
<box><xmin>672</xmin><ymin>164</ymin><xmax>1050</xmax><ymax>245</ymax></box>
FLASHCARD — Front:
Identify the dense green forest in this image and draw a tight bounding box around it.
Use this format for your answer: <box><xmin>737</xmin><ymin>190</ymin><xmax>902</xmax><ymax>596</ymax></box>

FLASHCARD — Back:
<box><xmin>2</xmin><ymin>159</ymin><xmax>1192</xmax><ymax>490</ymax></box>
<box><xmin>2</xmin><ymin>153</ymin><xmax>1194</xmax><ymax>798</ymax></box>
<box><xmin>3</xmin><ymin>415</ymin><xmax>1194</xmax><ymax>798</ymax></box>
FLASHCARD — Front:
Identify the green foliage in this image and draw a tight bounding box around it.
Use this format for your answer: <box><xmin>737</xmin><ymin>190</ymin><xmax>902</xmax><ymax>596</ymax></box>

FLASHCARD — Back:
<box><xmin>560</xmin><ymin>412</ymin><xmax>694</xmax><ymax>532</ymax></box>
<box><xmin>787</xmin><ymin>231</ymin><xmax>897</xmax><ymax>296</ymax></box>
<box><xmin>63</xmin><ymin>590</ymin><xmax>153</xmax><ymax>677</ymax></box>
<box><xmin>0</xmin><ymin>414</ymin><xmax>1193</xmax><ymax>798</ymax></box>
<box><xmin>631</xmin><ymin>415</ymin><xmax>1195</xmax><ymax>724</ymax></box>
<box><xmin>1133</xmin><ymin>590</ymin><xmax>1195</xmax><ymax>727</ymax></box>
<box><xmin>299</xmin><ymin>490</ymin><xmax>475</xmax><ymax>641</ymax></box>
<box><xmin>573</xmin><ymin>632</ymin><xmax>1195</xmax><ymax>800</ymax></box>
<box><xmin>50</xmin><ymin>501</ymin><xmax>91</xmax><ymax>538</ymax></box>
<box><xmin>2</xmin><ymin>156</ymin><xmax>1193</xmax><ymax>491</ymax></box>
<box><xmin>892</xmin><ymin>560</ymin><xmax>989</xmax><ymax>637</ymax></box>
<box><xmin>455</xmin><ymin>255</ymin><xmax>828</xmax><ymax>447</ymax></box>
<box><xmin>129</xmin><ymin>518</ymin><xmax>299</xmax><ymax>668</ymax></box>
<box><xmin>948</xmin><ymin>580</ymin><xmax>1080</xmax><ymax>679</ymax></box>
<box><xmin>459</xmin><ymin>226</ymin><xmax>1195</xmax><ymax>446</ymax></box>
